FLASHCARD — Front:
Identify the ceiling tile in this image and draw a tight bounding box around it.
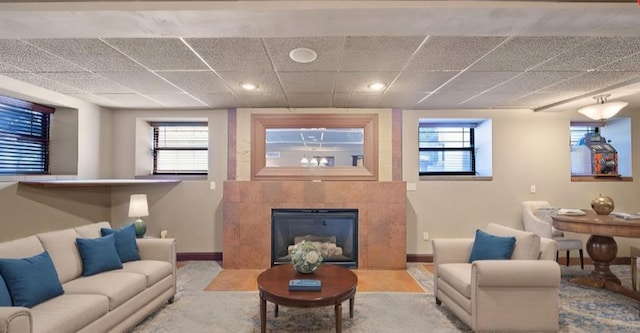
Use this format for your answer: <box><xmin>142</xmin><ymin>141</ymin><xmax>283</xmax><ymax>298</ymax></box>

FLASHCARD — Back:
<box><xmin>437</xmin><ymin>71</ymin><xmax>517</xmax><ymax>93</ymax></box>
<box><xmin>533</xmin><ymin>37</ymin><xmax>640</xmax><ymax>71</ymax></box>
<box><xmin>0</xmin><ymin>62</ymin><xmax>24</xmax><ymax>72</ymax></box>
<box><xmin>601</xmin><ymin>53</ymin><xmax>640</xmax><ymax>71</ymax></box>
<box><xmin>286</xmin><ymin>93</ymin><xmax>333</xmax><ymax>108</ymax></box>
<box><xmin>278</xmin><ymin>72</ymin><xmax>336</xmax><ymax>93</ymax></box>
<box><xmin>144</xmin><ymin>93</ymin><xmax>207</xmax><ymax>108</ymax></box>
<box><xmin>264</xmin><ymin>37</ymin><xmax>343</xmax><ymax>72</ymax></box>
<box><xmin>217</xmin><ymin>71</ymin><xmax>284</xmax><ymax>94</ymax></box>
<box><xmin>340</xmin><ymin>36</ymin><xmax>425</xmax><ymax>71</ymax></box>
<box><xmin>1</xmin><ymin>72</ymin><xmax>87</xmax><ymax>94</ymax></box>
<box><xmin>514</xmin><ymin>92</ymin><xmax>580</xmax><ymax>109</ymax></box>
<box><xmin>191</xmin><ymin>93</ymin><xmax>249</xmax><ymax>109</ymax></box>
<box><xmin>489</xmin><ymin>71</ymin><xmax>582</xmax><ymax>94</ymax></box>
<box><xmin>157</xmin><ymin>71</ymin><xmax>233</xmax><ymax>94</ymax></box>
<box><xmin>333</xmin><ymin>93</ymin><xmax>379</xmax><ymax>108</ymax></box>
<box><xmin>99</xmin><ymin>71</ymin><xmax>182</xmax><ymax>93</ymax></box>
<box><xmin>541</xmin><ymin>71</ymin><xmax>640</xmax><ymax>93</ymax></box>
<box><xmin>39</xmin><ymin>72</ymin><xmax>134</xmax><ymax>94</ymax></box>
<box><xmin>237</xmin><ymin>93</ymin><xmax>288</xmax><ymax>108</ymax></box>
<box><xmin>68</xmin><ymin>94</ymin><xmax>124</xmax><ymax>108</ymax></box>
<box><xmin>27</xmin><ymin>38</ymin><xmax>145</xmax><ymax>72</ymax></box>
<box><xmin>185</xmin><ymin>38</ymin><xmax>273</xmax><ymax>72</ymax></box>
<box><xmin>406</xmin><ymin>36</ymin><xmax>507</xmax><ymax>71</ymax></box>
<box><xmin>0</xmin><ymin>39</ymin><xmax>85</xmax><ymax>72</ymax></box>
<box><xmin>469</xmin><ymin>37</ymin><xmax>589</xmax><ymax>71</ymax></box>
<box><xmin>104</xmin><ymin>38</ymin><xmax>208</xmax><ymax>71</ymax></box>
<box><xmin>335</xmin><ymin>72</ymin><xmax>398</xmax><ymax>93</ymax></box>
<box><xmin>388</xmin><ymin>71</ymin><xmax>459</xmax><ymax>93</ymax></box>
<box><xmin>416</xmin><ymin>92</ymin><xmax>481</xmax><ymax>109</ymax></box>
<box><xmin>461</xmin><ymin>93</ymin><xmax>522</xmax><ymax>109</ymax></box>
<box><xmin>96</xmin><ymin>93</ymin><xmax>163</xmax><ymax>108</ymax></box>
<box><xmin>376</xmin><ymin>93</ymin><xmax>426</xmax><ymax>109</ymax></box>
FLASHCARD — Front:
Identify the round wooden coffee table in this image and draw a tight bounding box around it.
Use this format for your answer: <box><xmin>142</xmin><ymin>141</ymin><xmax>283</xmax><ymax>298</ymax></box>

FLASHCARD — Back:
<box><xmin>257</xmin><ymin>264</ymin><xmax>358</xmax><ymax>333</ymax></box>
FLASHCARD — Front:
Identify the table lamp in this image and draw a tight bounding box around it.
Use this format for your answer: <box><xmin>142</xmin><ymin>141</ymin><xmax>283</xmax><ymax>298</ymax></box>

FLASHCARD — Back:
<box><xmin>128</xmin><ymin>194</ymin><xmax>149</xmax><ymax>238</ymax></box>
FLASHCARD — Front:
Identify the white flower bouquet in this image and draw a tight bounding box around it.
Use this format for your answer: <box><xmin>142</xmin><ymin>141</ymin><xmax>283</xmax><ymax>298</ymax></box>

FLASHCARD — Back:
<box><xmin>290</xmin><ymin>240</ymin><xmax>323</xmax><ymax>273</ymax></box>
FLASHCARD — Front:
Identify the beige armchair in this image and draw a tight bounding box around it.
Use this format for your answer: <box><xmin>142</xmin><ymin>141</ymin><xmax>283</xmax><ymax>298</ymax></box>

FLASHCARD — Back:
<box><xmin>433</xmin><ymin>223</ymin><xmax>561</xmax><ymax>332</ymax></box>
<box><xmin>522</xmin><ymin>201</ymin><xmax>584</xmax><ymax>269</ymax></box>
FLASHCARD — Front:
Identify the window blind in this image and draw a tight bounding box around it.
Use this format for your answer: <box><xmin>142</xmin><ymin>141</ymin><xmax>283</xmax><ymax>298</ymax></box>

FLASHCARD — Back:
<box><xmin>152</xmin><ymin>123</ymin><xmax>208</xmax><ymax>175</ymax></box>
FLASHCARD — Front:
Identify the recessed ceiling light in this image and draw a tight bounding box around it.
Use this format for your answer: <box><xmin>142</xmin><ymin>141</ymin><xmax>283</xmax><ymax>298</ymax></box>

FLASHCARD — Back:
<box><xmin>289</xmin><ymin>48</ymin><xmax>317</xmax><ymax>64</ymax></box>
<box><xmin>367</xmin><ymin>82</ymin><xmax>386</xmax><ymax>91</ymax></box>
<box><xmin>240</xmin><ymin>82</ymin><xmax>258</xmax><ymax>91</ymax></box>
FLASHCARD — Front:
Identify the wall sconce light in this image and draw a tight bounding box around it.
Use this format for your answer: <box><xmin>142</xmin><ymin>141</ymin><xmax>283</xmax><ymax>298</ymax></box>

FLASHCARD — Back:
<box><xmin>578</xmin><ymin>94</ymin><xmax>628</xmax><ymax>121</ymax></box>
<box><xmin>128</xmin><ymin>194</ymin><xmax>149</xmax><ymax>238</ymax></box>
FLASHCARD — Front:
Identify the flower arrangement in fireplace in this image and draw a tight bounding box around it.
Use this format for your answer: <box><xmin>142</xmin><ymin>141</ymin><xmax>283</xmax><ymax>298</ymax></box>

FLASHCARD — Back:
<box><xmin>290</xmin><ymin>240</ymin><xmax>323</xmax><ymax>273</ymax></box>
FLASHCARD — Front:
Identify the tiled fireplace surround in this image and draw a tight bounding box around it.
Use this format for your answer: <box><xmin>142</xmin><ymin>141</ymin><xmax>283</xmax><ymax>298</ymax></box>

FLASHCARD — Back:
<box><xmin>223</xmin><ymin>181</ymin><xmax>407</xmax><ymax>269</ymax></box>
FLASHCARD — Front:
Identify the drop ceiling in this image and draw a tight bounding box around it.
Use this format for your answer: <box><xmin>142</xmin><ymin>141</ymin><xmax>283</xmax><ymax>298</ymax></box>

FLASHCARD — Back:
<box><xmin>0</xmin><ymin>1</ymin><xmax>639</xmax><ymax>112</ymax></box>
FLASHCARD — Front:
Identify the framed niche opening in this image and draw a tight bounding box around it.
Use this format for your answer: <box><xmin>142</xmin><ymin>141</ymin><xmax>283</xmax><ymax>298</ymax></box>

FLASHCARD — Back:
<box><xmin>251</xmin><ymin>114</ymin><xmax>378</xmax><ymax>181</ymax></box>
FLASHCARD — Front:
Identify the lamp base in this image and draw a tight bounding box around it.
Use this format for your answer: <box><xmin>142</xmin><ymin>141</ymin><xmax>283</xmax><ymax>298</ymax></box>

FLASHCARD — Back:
<box><xmin>134</xmin><ymin>219</ymin><xmax>147</xmax><ymax>238</ymax></box>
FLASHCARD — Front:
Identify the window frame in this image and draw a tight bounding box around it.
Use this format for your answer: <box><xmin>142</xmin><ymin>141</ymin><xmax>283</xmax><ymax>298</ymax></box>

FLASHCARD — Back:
<box><xmin>151</xmin><ymin>122</ymin><xmax>209</xmax><ymax>176</ymax></box>
<box><xmin>418</xmin><ymin>123</ymin><xmax>477</xmax><ymax>176</ymax></box>
<box><xmin>0</xmin><ymin>95</ymin><xmax>54</xmax><ymax>175</ymax></box>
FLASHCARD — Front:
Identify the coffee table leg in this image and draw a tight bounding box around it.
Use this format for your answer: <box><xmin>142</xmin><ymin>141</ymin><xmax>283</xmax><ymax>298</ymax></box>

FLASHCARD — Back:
<box><xmin>260</xmin><ymin>297</ymin><xmax>266</xmax><ymax>333</ymax></box>
<box><xmin>349</xmin><ymin>297</ymin><xmax>354</xmax><ymax>318</ymax></box>
<box><xmin>335</xmin><ymin>303</ymin><xmax>342</xmax><ymax>333</ymax></box>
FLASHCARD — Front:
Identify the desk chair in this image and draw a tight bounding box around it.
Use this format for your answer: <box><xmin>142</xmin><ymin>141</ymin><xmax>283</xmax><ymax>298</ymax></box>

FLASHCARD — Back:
<box><xmin>522</xmin><ymin>201</ymin><xmax>584</xmax><ymax>269</ymax></box>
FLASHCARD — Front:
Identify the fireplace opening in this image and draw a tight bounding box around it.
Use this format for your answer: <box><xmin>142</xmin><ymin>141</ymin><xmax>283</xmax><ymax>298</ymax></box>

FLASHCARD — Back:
<box><xmin>271</xmin><ymin>208</ymin><xmax>358</xmax><ymax>268</ymax></box>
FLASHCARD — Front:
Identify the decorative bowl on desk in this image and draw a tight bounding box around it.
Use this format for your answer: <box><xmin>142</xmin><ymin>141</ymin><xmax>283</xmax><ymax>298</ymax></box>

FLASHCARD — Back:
<box><xmin>591</xmin><ymin>194</ymin><xmax>614</xmax><ymax>215</ymax></box>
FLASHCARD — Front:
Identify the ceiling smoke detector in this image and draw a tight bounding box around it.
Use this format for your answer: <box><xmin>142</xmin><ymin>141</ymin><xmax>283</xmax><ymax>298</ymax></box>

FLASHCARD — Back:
<box><xmin>289</xmin><ymin>48</ymin><xmax>317</xmax><ymax>63</ymax></box>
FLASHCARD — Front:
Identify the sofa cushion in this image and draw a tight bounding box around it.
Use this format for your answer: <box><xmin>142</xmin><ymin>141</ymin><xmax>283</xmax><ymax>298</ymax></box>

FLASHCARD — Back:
<box><xmin>63</xmin><ymin>271</ymin><xmax>147</xmax><ymax>310</ymax></box>
<box><xmin>37</xmin><ymin>229</ymin><xmax>83</xmax><ymax>283</ymax></box>
<box><xmin>438</xmin><ymin>263</ymin><xmax>472</xmax><ymax>298</ymax></box>
<box><xmin>484</xmin><ymin>223</ymin><xmax>541</xmax><ymax>260</ymax></box>
<box><xmin>74</xmin><ymin>221</ymin><xmax>111</xmax><ymax>238</ymax></box>
<box><xmin>122</xmin><ymin>260</ymin><xmax>172</xmax><ymax>287</ymax></box>
<box><xmin>101</xmin><ymin>224</ymin><xmax>140</xmax><ymax>263</ymax></box>
<box><xmin>76</xmin><ymin>233</ymin><xmax>123</xmax><ymax>276</ymax></box>
<box><xmin>0</xmin><ymin>251</ymin><xmax>64</xmax><ymax>308</ymax></box>
<box><xmin>0</xmin><ymin>235</ymin><xmax>45</xmax><ymax>258</ymax></box>
<box><xmin>0</xmin><ymin>273</ymin><xmax>12</xmax><ymax>306</ymax></box>
<box><xmin>31</xmin><ymin>293</ymin><xmax>109</xmax><ymax>333</ymax></box>
<box><xmin>469</xmin><ymin>229</ymin><xmax>516</xmax><ymax>262</ymax></box>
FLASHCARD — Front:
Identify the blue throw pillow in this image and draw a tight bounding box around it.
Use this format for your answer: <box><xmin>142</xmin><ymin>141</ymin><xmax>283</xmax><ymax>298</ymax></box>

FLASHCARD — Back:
<box><xmin>0</xmin><ymin>273</ymin><xmax>13</xmax><ymax>306</ymax></box>
<box><xmin>0</xmin><ymin>251</ymin><xmax>64</xmax><ymax>307</ymax></box>
<box><xmin>101</xmin><ymin>224</ymin><xmax>141</xmax><ymax>263</ymax></box>
<box><xmin>76</xmin><ymin>233</ymin><xmax>123</xmax><ymax>276</ymax></box>
<box><xmin>468</xmin><ymin>229</ymin><xmax>517</xmax><ymax>262</ymax></box>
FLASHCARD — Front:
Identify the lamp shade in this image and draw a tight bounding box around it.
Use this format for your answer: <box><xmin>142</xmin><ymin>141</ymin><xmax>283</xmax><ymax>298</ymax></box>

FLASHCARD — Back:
<box><xmin>128</xmin><ymin>194</ymin><xmax>149</xmax><ymax>218</ymax></box>
<box><xmin>578</xmin><ymin>101</ymin><xmax>628</xmax><ymax>120</ymax></box>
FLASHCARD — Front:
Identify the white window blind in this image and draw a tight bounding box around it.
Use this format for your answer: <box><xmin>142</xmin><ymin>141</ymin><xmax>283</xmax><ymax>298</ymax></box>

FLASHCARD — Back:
<box><xmin>152</xmin><ymin>122</ymin><xmax>208</xmax><ymax>174</ymax></box>
<box><xmin>418</xmin><ymin>124</ymin><xmax>475</xmax><ymax>175</ymax></box>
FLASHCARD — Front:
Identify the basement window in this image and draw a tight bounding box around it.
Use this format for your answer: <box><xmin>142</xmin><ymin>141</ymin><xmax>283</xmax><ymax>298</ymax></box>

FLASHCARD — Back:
<box><xmin>0</xmin><ymin>95</ymin><xmax>54</xmax><ymax>175</ymax></box>
<box><xmin>570</xmin><ymin>119</ymin><xmax>631</xmax><ymax>180</ymax></box>
<box><xmin>419</xmin><ymin>119</ymin><xmax>492</xmax><ymax>179</ymax></box>
<box><xmin>151</xmin><ymin>122</ymin><xmax>208</xmax><ymax>175</ymax></box>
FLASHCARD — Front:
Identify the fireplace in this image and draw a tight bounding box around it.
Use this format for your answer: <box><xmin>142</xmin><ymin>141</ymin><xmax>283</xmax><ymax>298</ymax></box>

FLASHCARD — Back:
<box><xmin>271</xmin><ymin>208</ymin><xmax>358</xmax><ymax>268</ymax></box>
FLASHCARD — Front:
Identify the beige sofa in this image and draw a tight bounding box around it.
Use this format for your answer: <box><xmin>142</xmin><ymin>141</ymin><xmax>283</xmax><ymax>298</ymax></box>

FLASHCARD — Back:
<box><xmin>433</xmin><ymin>223</ymin><xmax>561</xmax><ymax>332</ymax></box>
<box><xmin>0</xmin><ymin>222</ymin><xmax>176</xmax><ymax>333</ymax></box>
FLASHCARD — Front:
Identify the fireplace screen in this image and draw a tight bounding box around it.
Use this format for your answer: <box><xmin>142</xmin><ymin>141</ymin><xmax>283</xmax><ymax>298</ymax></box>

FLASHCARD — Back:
<box><xmin>271</xmin><ymin>208</ymin><xmax>358</xmax><ymax>268</ymax></box>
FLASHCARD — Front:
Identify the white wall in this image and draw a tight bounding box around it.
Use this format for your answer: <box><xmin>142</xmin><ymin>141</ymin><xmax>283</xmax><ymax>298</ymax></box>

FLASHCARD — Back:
<box><xmin>404</xmin><ymin>108</ymin><xmax>640</xmax><ymax>256</ymax></box>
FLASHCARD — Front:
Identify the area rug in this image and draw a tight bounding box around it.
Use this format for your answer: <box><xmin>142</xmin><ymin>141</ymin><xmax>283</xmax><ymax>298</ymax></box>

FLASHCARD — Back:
<box><xmin>130</xmin><ymin>262</ymin><xmax>640</xmax><ymax>333</ymax></box>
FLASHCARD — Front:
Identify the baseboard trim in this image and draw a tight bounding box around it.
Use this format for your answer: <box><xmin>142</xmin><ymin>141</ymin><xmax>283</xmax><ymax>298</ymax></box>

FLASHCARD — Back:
<box><xmin>407</xmin><ymin>254</ymin><xmax>433</xmax><ymax>263</ymax></box>
<box><xmin>177</xmin><ymin>252</ymin><xmax>222</xmax><ymax>261</ymax></box>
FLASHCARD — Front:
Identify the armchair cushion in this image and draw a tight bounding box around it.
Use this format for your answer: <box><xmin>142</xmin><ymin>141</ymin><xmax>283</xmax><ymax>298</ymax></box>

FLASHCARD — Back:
<box><xmin>485</xmin><ymin>223</ymin><xmax>540</xmax><ymax>260</ymax></box>
<box><xmin>468</xmin><ymin>229</ymin><xmax>516</xmax><ymax>262</ymax></box>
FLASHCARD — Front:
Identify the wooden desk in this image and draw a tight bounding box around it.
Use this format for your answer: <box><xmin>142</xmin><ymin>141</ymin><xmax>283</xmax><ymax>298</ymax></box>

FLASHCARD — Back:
<box><xmin>552</xmin><ymin>211</ymin><xmax>640</xmax><ymax>304</ymax></box>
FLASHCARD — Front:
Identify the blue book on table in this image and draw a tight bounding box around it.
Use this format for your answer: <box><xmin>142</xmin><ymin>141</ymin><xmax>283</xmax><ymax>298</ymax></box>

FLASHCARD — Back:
<box><xmin>289</xmin><ymin>279</ymin><xmax>322</xmax><ymax>291</ymax></box>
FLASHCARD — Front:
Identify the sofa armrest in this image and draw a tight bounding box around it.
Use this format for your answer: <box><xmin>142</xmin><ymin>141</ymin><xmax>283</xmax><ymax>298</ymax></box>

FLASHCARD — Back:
<box><xmin>472</xmin><ymin>260</ymin><xmax>561</xmax><ymax>287</ymax></box>
<box><xmin>432</xmin><ymin>238</ymin><xmax>474</xmax><ymax>265</ymax></box>
<box><xmin>0</xmin><ymin>307</ymin><xmax>32</xmax><ymax>333</ymax></box>
<box><xmin>136</xmin><ymin>238</ymin><xmax>176</xmax><ymax>265</ymax></box>
<box><xmin>539</xmin><ymin>238</ymin><xmax>559</xmax><ymax>261</ymax></box>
